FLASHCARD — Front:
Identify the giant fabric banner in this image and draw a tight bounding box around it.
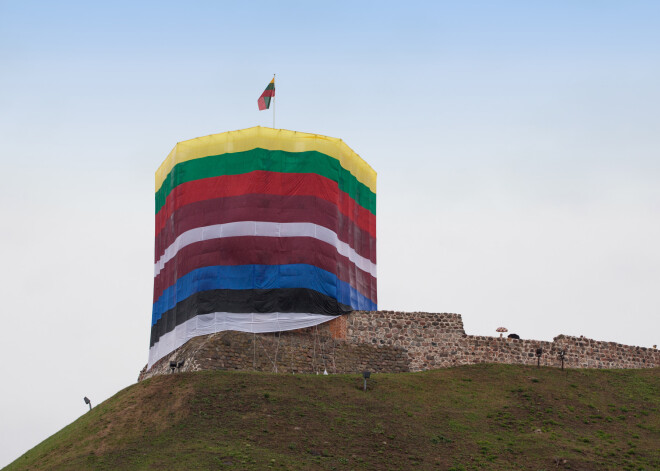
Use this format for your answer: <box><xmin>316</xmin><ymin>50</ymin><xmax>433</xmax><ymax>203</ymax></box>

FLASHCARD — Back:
<box><xmin>149</xmin><ymin>127</ymin><xmax>377</xmax><ymax>368</ymax></box>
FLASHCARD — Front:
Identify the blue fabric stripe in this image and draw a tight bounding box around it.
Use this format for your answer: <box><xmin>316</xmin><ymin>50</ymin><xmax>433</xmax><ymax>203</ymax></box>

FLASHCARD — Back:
<box><xmin>151</xmin><ymin>264</ymin><xmax>377</xmax><ymax>325</ymax></box>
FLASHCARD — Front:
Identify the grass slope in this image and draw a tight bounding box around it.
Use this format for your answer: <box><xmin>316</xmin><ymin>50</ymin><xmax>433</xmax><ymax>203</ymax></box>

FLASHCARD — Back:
<box><xmin>4</xmin><ymin>365</ymin><xmax>659</xmax><ymax>471</ymax></box>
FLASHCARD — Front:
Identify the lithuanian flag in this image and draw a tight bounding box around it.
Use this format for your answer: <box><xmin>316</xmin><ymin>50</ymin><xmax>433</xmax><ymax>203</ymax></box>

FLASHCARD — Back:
<box><xmin>258</xmin><ymin>78</ymin><xmax>275</xmax><ymax>110</ymax></box>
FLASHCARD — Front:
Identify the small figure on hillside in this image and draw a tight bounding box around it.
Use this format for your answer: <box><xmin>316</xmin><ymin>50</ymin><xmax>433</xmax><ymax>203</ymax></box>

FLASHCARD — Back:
<box><xmin>496</xmin><ymin>327</ymin><xmax>508</xmax><ymax>338</ymax></box>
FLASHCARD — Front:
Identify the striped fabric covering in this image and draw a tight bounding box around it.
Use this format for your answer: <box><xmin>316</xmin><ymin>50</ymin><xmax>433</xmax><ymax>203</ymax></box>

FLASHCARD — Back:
<box><xmin>149</xmin><ymin>127</ymin><xmax>377</xmax><ymax>368</ymax></box>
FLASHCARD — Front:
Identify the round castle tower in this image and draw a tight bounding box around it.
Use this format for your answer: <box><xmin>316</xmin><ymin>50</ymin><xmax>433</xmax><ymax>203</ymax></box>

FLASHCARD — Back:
<box><xmin>148</xmin><ymin>127</ymin><xmax>377</xmax><ymax>370</ymax></box>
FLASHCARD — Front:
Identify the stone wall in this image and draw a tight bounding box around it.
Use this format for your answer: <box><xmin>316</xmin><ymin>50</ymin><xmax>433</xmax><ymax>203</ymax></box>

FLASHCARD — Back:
<box><xmin>139</xmin><ymin>311</ymin><xmax>659</xmax><ymax>380</ymax></box>
<box><xmin>140</xmin><ymin>321</ymin><xmax>410</xmax><ymax>381</ymax></box>
<box><xmin>346</xmin><ymin>311</ymin><xmax>466</xmax><ymax>371</ymax></box>
<box><xmin>345</xmin><ymin>311</ymin><xmax>659</xmax><ymax>371</ymax></box>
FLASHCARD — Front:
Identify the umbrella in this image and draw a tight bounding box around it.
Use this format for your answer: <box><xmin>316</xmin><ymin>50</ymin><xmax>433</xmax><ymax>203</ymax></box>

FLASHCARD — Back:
<box><xmin>496</xmin><ymin>327</ymin><xmax>508</xmax><ymax>338</ymax></box>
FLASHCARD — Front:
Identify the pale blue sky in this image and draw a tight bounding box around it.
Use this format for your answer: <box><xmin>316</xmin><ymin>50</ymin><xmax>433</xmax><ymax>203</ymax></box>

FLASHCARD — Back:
<box><xmin>1</xmin><ymin>1</ymin><xmax>659</xmax><ymax>466</ymax></box>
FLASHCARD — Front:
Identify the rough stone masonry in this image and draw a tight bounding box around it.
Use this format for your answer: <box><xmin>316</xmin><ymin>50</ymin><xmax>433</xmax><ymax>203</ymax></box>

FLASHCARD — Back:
<box><xmin>139</xmin><ymin>311</ymin><xmax>659</xmax><ymax>381</ymax></box>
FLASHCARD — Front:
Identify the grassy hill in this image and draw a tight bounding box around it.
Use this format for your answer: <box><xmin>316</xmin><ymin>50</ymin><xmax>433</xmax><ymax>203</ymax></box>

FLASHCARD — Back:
<box><xmin>4</xmin><ymin>365</ymin><xmax>659</xmax><ymax>471</ymax></box>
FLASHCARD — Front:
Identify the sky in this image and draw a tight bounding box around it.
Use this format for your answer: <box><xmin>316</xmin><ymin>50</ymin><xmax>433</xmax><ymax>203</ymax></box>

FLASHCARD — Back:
<box><xmin>1</xmin><ymin>0</ymin><xmax>659</xmax><ymax>466</ymax></box>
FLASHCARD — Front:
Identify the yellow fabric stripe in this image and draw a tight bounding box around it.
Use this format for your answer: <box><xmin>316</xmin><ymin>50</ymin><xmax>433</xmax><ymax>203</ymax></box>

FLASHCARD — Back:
<box><xmin>155</xmin><ymin>127</ymin><xmax>377</xmax><ymax>194</ymax></box>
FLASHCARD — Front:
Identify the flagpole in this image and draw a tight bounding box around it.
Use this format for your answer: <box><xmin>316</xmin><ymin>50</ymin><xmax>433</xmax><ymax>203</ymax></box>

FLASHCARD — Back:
<box><xmin>273</xmin><ymin>73</ymin><xmax>276</xmax><ymax>129</ymax></box>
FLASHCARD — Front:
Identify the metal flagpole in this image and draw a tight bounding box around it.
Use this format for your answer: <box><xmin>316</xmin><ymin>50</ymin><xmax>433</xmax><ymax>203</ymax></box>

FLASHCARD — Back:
<box><xmin>273</xmin><ymin>73</ymin><xmax>276</xmax><ymax>128</ymax></box>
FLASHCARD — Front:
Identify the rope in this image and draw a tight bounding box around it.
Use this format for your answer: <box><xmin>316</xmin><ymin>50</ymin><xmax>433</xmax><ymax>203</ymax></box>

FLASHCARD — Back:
<box><xmin>317</xmin><ymin>325</ymin><xmax>327</xmax><ymax>373</ymax></box>
<box><xmin>332</xmin><ymin>337</ymin><xmax>337</xmax><ymax>373</ymax></box>
<box><xmin>311</xmin><ymin>327</ymin><xmax>317</xmax><ymax>373</ymax></box>
<box><xmin>257</xmin><ymin>334</ymin><xmax>277</xmax><ymax>370</ymax></box>
<box><xmin>273</xmin><ymin>331</ymin><xmax>281</xmax><ymax>373</ymax></box>
<box><xmin>290</xmin><ymin>331</ymin><xmax>294</xmax><ymax>373</ymax></box>
<box><xmin>186</xmin><ymin>331</ymin><xmax>219</xmax><ymax>371</ymax></box>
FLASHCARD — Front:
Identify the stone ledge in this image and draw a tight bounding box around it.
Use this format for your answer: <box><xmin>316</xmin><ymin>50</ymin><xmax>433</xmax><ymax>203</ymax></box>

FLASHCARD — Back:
<box><xmin>139</xmin><ymin>311</ymin><xmax>659</xmax><ymax>380</ymax></box>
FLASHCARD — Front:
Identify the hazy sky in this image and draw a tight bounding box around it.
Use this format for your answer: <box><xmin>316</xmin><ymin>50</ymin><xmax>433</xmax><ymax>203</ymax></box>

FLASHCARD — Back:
<box><xmin>1</xmin><ymin>1</ymin><xmax>659</xmax><ymax>466</ymax></box>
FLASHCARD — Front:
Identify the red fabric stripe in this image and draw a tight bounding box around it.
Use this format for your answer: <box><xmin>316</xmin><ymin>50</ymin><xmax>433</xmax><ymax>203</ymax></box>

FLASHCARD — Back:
<box><xmin>152</xmin><ymin>236</ymin><xmax>377</xmax><ymax>304</ymax></box>
<box><xmin>258</xmin><ymin>97</ymin><xmax>267</xmax><ymax>110</ymax></box>
<box><xmin>260</xmin><ymin>90</ymin><xmax>275</xmax><ymax>98</ymax></box>
<box><xmin>154</xmin><ymin>171</ymin><xmax>377</xmax><ymax>239</ymax></box>
<box><xmin>154</xmin><ymin>194</ymin><xmax>376</xmax><ymax>264</ymax></box>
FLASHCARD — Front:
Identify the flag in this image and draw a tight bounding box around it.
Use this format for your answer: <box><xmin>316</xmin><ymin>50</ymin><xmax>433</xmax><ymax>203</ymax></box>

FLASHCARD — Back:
<box><xmin>258</xmin><ymin>78</ymin><xmax>275</xmax><ymax>110</ymax></box>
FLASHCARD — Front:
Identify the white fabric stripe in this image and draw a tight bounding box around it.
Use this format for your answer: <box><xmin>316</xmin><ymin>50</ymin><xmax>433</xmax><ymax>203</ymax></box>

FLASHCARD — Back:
<box><xmin>153</xmin><ymin>221</ymin><xmax>377</xmax><ymax>278</ymax></box>
<box><xmin>147</xmin><ymin>312</ymin><xmax>338</xmax><ymax>368</ymax></box>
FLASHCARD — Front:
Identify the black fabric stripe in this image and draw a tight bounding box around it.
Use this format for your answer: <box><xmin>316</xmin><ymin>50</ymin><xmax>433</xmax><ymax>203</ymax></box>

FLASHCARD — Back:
<box><xmin>150</xmin><ymin>288</ymin><xmax>352</xmax><ymax>347</ymax></box>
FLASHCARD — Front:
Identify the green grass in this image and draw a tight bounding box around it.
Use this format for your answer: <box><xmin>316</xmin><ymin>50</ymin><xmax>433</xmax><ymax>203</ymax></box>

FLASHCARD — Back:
<box><xmin>4</xmin><ymin>365</ymin><xmax>659</xmax><ymax>470</ymax></box>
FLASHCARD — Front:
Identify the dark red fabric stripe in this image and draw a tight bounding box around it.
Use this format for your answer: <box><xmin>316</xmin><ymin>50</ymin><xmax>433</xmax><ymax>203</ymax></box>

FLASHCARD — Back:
<box><xmin>154</xmin><ymin>171</ymin><xmax>377</xmax><ymax>239</ymax></box>
<box><xmin>260</xmin><ymin>90</ymin><xmax>275</xmax><ymax>97</ymax></box>
<box><xmin>154</xmin><ymin>194</ymin><xmax>376</xmax><ymax>264</ymax></box>
<box><xmin>152</xmin><ymin>236</ymin><xmax>377</xmax><ymax>304</ymax></box>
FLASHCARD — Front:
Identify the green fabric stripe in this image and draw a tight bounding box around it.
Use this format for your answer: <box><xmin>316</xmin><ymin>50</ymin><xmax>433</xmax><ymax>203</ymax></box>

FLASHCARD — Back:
<box><xmin>265</xmin><ymin>82</ymin><xmax>275</xmax><ymax>90</ymax></box>
<box><xmin>155</xmin><ymin>148</ymin><xmax>377</xmax><ymax>215</ymax></box>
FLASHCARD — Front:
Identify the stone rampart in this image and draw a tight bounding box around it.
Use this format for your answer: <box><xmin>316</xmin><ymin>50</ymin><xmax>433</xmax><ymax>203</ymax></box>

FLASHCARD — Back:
<box><xmin>139</xmin><ymin>311</ymin><xmax>659</xmax><ymax>380</ymax></box>
<box><xmin>140</xmin><ymin>321</ymin><xmax>410</xmax><ymax>381</ymax></box>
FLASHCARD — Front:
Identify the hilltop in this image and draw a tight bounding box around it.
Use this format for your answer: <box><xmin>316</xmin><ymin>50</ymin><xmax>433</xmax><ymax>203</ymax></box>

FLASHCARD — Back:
<box><xmin>4</xmin><ymin>365</ymin><xmax>659</xmax><ymax>470</ymax></box>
